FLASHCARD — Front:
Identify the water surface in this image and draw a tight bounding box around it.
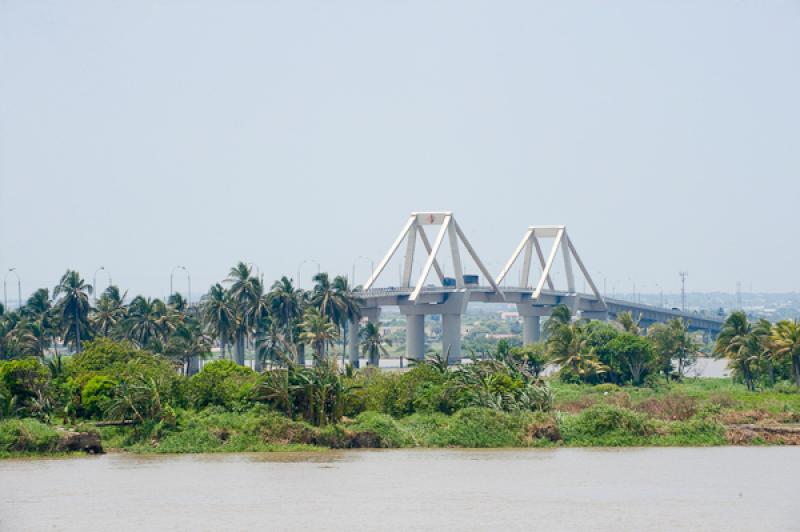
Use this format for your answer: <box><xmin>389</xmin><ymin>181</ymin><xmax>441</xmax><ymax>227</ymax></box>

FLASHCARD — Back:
<box><xmin>1</xmin><ymin>447</ymin><xmax>797</xmax><ymax>531</ymax></box>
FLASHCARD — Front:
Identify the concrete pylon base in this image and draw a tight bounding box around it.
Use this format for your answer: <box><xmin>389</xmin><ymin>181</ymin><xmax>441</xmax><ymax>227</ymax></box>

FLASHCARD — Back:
<box><xmin>442</xmin><ymin>314</ymin><xmax>462</xmax><ymax>364</ymax></box>
<box><xmin>406</xmin><ymin>314</ymin><xmax>425</xmax><ymax>361</ymax></box>
<box><xmin>522</xmin><ymin>315</ymin><xmax>541</xmax><ymax>344</ymax></box>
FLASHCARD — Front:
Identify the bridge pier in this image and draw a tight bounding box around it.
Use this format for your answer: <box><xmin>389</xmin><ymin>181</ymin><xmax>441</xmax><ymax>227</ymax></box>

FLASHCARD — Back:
<box><xmin>442</xmin><ymin>313</ymin><xmax>462</xmax><ymax>363</ymax></box>
<box><xmin>348</xmin><ymin>319</ymin><xmax>360</xmax><ymax>368</ymax></box>
<box><xmin>516</xmin><ymin>305</ymin><xmax>550</xmax><ymax>344</ymax></box>
<box><xmin>405</xmin><ymin>314</ymin><xmax>426</xmax><ymax>361</ymax></box>
<box><xmin>522</xmin><ymin>316</ymin><xmax>541</xmax><ymax>344</ymax></box>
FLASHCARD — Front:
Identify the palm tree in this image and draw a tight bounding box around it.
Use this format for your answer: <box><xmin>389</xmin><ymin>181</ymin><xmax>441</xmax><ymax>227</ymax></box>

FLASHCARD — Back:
<box><xmin>615</xmin><ymin>311</ymin><xmax>642</xmax><ymax>336</ymax></box>
<box><xmin>547</xmin><ymin>322</ymin><xmax>607</xmax><ymax>382</ymax></box>
<box><xmin>124</xmin><ymin>296</ymin><xmax>169</xmax><ymax>349</ymax></box>
<box><xmin>163</xmin><ymin>321</ymin><xmax>212</xmax><ymax>376</ymax></box>
<box><xmin>20</xmin><ymin>288</ymin><xmax>58</xmax><ymax>357</ymax></box>
<box><xmin>310</xmin><ymin>272</ymin><xmax>340</xmax><ymax>322</ymax></box>
<box><xmin>201</xmin><ymin>283</ymin><xmax>234</xmax><ymax>360</ymax></box>
<box><xmin>92</xmin><ymin>285</ymin><xmax>127</xmax><ymax>338</ymax></box>
<box><xmin>714</xmin><ymin>311</ymin><xmax>763</xmax><ymax>390</ymax></box>
<box><xmin>268</xmin><ymin>276</ymin><xmax>304</xmax><ymax>346</ymax></box>
<box><xmin>53</xmin><ymin>270</ymin><xmax>93</xmax><ymax>352</ymax></box>
<box><xmin>543</xmin><ymin>304</ymin><xmax>571</xmax><ymax>339</ymax></box>
<box><xmin>21</xmin><ymin>288</ymin><xmax>51</xmax><ymax>319</ymax></box>
<box><xmin>360</xmin><ymin>322</ymin><xmax>390</xmax><ymax>367</ymax></box>
<box><xmin>13</xmin><ymin>319</ymin><xmax>49</xmax><ymax>357</ymax></box>
<box><xmin>771</xmin><ymin>319</ymin><xmax>800</xmax><ymax>386</ymax></box>
<box><xmin>226</xmin><ymin>262</ymin><xmax>261</xmax><ymax>366</ymax></box>
<box><xmin>299</xmin><ymin>308</ymin><xmax>339</xmax><ymax>364</ymax></box>
<box><xmin>332</xmin><ymin>275</ymin><xmax>363</xmax><ymax>366</ymax></box>
<box><xmin>167</xmin><ymin>292</ymin><xmax>187</xmax><ymax>311</ymax></box>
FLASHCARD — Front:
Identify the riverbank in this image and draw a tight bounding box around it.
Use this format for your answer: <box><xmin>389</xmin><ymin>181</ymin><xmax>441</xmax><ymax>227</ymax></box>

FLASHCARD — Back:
<box><xmin>3</xmin><ymin>377</ymin><xmax>798</xmax><ymax>458</ymax></box>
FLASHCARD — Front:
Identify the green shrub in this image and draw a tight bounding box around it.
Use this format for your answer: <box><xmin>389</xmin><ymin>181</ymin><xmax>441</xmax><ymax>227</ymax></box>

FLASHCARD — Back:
<box><xmin>348</xmin><ymin>411</ymin><xmax>412</xmax><ymax>447</ymax></box>
<box><xmin>422</xmin><ymin>407</ymin><xmax>533</xmax><ymax>447</ymax></box>
<box><xmin>0</xmin><ymin>358</ymin><xmax>50</xmax><ymax>403</ymax></box>
<box><xmin>0</xmin><ymin>418</ymin><xmax>60</xmax><ymax>453</ymax></box>
<box><xmin>593</xmin><ymin>383</ymin><xmax>621</xmax><ymax>394</ymax></box>
<box><xmin>81</xmin><ymin>376</ymin><xmax>118</xmax><ymax>419</ymax></box>
<box><xmin>561</xmin><ymin>404</ymin><xmax>655</xmax><ymax>446</ymax></box>
<box><xmin>186</xmin><ymin>360</ymin><xmax>257</xmax><ymax>409</ymax></box>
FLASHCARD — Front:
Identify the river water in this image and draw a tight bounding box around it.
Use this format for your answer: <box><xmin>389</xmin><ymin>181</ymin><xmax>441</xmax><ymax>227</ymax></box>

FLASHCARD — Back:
<box><xmin>1</xmin><ymin>448</ymin><xmax>797</xmax><ymax>531</ymax></box>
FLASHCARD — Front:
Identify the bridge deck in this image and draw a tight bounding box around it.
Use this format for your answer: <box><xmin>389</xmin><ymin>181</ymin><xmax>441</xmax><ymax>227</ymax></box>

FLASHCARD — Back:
<box><xmin>355</xmin><ymin>286</ymin><xmax>724</xmax><ymax>332</ymax></box>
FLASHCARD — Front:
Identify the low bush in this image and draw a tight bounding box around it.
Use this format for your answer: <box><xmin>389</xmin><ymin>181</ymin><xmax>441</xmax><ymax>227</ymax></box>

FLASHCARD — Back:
<box><xmin>346</xmin><ymin>411</ymin><xmax>411</xmax><ymax>448</ymax></box>
<box><xmin>81</xmin><ymin>376</ymin><xmax>117</xmax><ymax>419</ymax></box>
<box><xmin>0</xmin><ymin>418</ymin><xmax>60</xmax><ymax>453</ymax></box>
<box><xmin>560</xmin><ymin>404</ymin><xmax>656</xmax><ymax>446</ymax></box>
<box><xmin>186</xmin><ymin>360</ymin><xmax>258</xmax><ymax>410</ymax></box>
<box><xmin>417</xmin><ymin>407</ymin><xmax>535</xmax><ymax>448</ymax></box>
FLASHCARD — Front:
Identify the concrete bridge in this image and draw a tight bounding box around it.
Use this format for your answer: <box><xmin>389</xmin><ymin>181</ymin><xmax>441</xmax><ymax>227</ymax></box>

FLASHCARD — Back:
<box><xmin>346</xmin><ymin>212</ymin><xmax>724</xmax><ymax>366</ymax></box>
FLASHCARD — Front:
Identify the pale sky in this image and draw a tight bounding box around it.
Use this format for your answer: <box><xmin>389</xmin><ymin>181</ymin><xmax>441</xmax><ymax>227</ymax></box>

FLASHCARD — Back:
<box><xmin>1</xmin><ymin>0</ymin><xmax>798</xmax><ymax>301</ymax></box>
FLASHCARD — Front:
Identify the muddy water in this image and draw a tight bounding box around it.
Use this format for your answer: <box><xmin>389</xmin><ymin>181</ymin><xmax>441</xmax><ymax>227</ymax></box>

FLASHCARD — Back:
<box><xmin>1</xmin><ymin>447</ymin><xmax>797</xmax><ymax>531</ymax></box>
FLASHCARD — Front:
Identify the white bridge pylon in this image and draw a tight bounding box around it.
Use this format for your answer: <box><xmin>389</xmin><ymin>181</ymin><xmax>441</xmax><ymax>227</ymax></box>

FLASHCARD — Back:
<box><xmin>496</xmin><ymin>225</ymin><xmax>607</xmax><ymax>309</ymax></box>
<box><xmin>363</xmin><ymin>212</ymin><xmax>503</xmax><ymax>302</ymax></box>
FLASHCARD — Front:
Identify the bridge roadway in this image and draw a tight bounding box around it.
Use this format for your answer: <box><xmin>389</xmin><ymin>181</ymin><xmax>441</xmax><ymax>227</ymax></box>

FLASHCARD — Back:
<box><xmin>346</xmin><ymin>286</ymin><xmax>724</xmax><ymax>366</ymax></box>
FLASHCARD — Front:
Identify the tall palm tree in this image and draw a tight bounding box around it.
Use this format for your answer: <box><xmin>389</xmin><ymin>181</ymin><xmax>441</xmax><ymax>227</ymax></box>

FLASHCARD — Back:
<box><xmin>92</xmin><ymin>285</ymin><xmax>127</xmax><ymax>338</ymax></box>
<box><xmin>53</xmin><ymin>270</ymin><xmax>93</xmax><ymax>352</ymax></box>
<box><xmin>332</xmin><ymin>275</ymin><xmax>363</xmax><ymax>366</ymax></box>
<box><xmin>714</xmin><ymin>311</ymin><xmax>763</xmax><ymax>390</ymax></box>
<box><xmin>360</xmin><ymin>322</ymin><xmax>390</xmax><ymax>367</ymax></box>
<box><xmin>226</xmin><ymin>262</ymin><xmax>260</xmax><ymax>365</ymax></box>
<box><xmin>20</xmin><ymin>288</ymin><xmax>58</xmax><ymax>356</ymax></box>
<box><xmin>543</xmin><ymin>304</ymin><xmax>571</xmax><ymax>339</ymax></box>
<box><xmin>21</xmin><ymin>288</ymin><xmax>51</xmax><ymax>319</ymax></box>
<box><xmin>299</xmin><ymin>308</ymin><xmax>339</xmax><ymax>364</ymax></box>
<box><xmin>124</xmin><ymin>296</ymin><xmax>169</xmax><ymax>349</ymax></box>
<box><xmin>771</xmin><ymin>319</ymin><xmax>800</xmax><ymax>386</ymax></box>
<box><xmin>310</xmin><ymin>272</ymin><xmax>340</xmax><ymax>322</ymax></box>
<box><xmin>268</xmin><ymin>276</ymin><xmax>304</xmax><ymax>346</ymax></box>
<box><xmin>201</xmin><ymin>283</ymin><xmax>234</xmax><ymax>360</ymax></box>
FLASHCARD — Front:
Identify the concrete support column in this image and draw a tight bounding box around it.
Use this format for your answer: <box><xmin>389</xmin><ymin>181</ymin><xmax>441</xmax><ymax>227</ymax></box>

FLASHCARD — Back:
<box><xmin>522</xmin><ymin>315</ymin><xmax>541</xmax><ymax>344</ymax></box>
<box><xmin>348</xmin><ymin>319</ymin><xmax>360</xmax><ymax>368</ymax></box>
<box><xmin>442</xmin><ymin>313</ymin><xmax>462</xmax><ymax>364</ymax></box>
<box><xmin>405</xmin><ymin>314</ymin><xmax>425</xmax><ymax>361</ymax></box>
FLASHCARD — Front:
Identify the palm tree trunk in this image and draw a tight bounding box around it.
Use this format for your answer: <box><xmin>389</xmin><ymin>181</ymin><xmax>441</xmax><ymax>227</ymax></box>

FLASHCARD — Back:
<box><xmin>235</xmin><ymin>334</ymin><xmax>245</xmax><ymax>366</ymax></box>
<box><xmin>74</xmin><ymin>305</ymin><xmax>82</xmax><ymax>353</ymax></box>
<box><xmin>793</xmin><ymin>355</ymin><xmax>800</xmax><ymax>387</ymax></box>
<box><xmin>341</xmin><ymin>323</ymin><xmax>347</xmax><ymax>368</ymax></box>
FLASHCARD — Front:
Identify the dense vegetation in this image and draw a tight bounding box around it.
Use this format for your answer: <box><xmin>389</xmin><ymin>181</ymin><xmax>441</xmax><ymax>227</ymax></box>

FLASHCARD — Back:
<box><xmin>1</xmin><ymin>266</ymin><xmax>798</xmax><ymax>456</ymax></box>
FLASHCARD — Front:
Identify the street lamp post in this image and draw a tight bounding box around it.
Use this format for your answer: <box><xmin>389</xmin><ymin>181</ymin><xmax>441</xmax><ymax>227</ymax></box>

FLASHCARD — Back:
<box><xmin>170</xmin><ymin>265</ymin><xmax>190</xmax><ymax>306</ymax></box>
<box><xmin>4</xmin><ymin>268</ymin><xmax>22</xmax><ymax>310</ymax></box>
<box><xmin>297</xmin><ymin>259</ymin><xmax>320</xmax><ymax>290</ymax></box>
<box><xmin>93</xmin><ymin>266</ymin><xmax>112</xmax><ymax>304</ymax></box>
<box><xmin>351</xmin><ymin>256</ymin><xmax>374</xmax><ymax>287</ymax></box>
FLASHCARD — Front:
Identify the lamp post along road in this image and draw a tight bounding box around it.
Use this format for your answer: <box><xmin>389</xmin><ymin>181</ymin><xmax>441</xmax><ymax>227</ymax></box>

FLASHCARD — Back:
<box><xmin>4</xmin><ymin>268</ymin><xmax>22</xmax><ymax>310</ymax></box>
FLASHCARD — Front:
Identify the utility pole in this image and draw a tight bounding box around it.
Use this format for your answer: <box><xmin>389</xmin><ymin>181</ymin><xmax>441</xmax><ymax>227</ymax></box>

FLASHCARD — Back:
<box><xmin>679</xmin><ymin>271</ymin><xmax>688</xmax><ymax>312</ymax></box>
<box><xmin>736</xmin><ymin>281</ymin><xmax>742</xmax><ymax>309</ymax></box>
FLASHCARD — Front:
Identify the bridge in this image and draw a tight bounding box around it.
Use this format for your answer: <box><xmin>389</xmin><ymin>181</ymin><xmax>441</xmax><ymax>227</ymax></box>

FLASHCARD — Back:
<box><xmin>347</xmin><ymin>212</ymin><xmax>724</xmax><ymax>366</ymax></box>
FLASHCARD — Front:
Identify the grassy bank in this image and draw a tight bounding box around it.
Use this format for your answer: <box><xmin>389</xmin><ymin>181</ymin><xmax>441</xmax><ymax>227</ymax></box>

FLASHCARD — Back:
<box><xmin>5</xmin><ymin>377</ymin><xmax>798</xmax><ymax>458</ymax></box>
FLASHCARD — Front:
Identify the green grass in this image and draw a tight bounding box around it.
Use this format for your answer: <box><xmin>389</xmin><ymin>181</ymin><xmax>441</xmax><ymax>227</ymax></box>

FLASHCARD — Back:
<box><xmin>4</xmin><ymin>378</ymin><xmax>799</xmax><ymax>457</ymax></box>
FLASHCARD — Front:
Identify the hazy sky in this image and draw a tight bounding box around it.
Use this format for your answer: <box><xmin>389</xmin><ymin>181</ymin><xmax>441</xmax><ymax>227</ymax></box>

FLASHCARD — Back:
<box><xmin>1</xmin><ymin>0</ymin><xmax>798</xmax><ymax>302</ymax></box>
